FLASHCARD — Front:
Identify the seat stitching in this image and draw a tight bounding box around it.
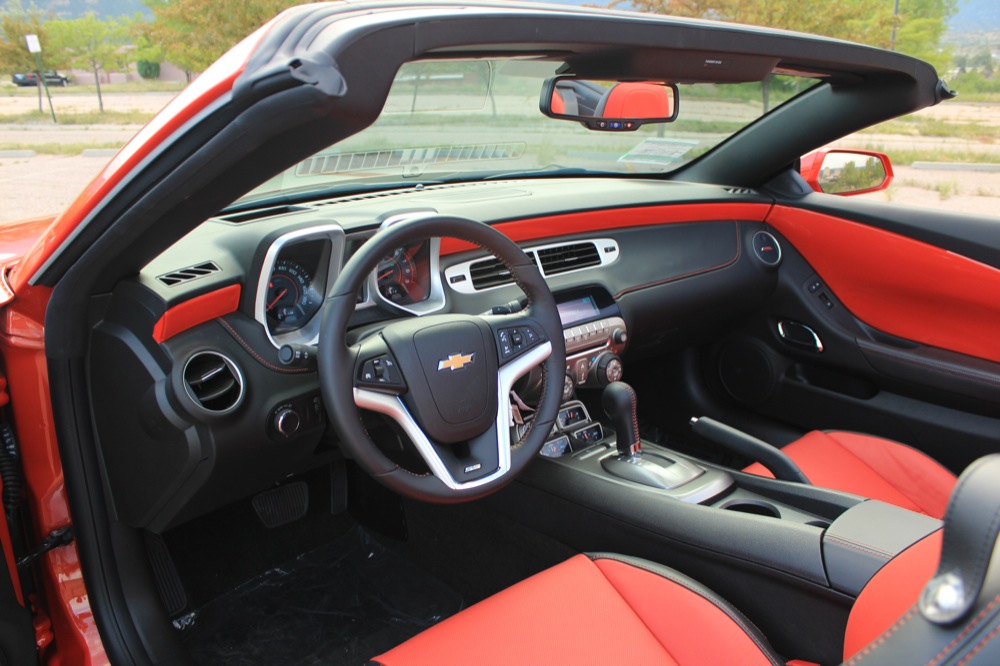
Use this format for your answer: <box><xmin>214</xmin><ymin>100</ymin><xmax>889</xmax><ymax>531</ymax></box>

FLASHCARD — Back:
<box><xmin>955</xmin><ymin>620</ymin><xmax>1000</xmax><ymax>666</ymax></box>
<box><xmin>845</xmin><ymin>607</ymin><xmax>917</xmax><ymax>664</ymax></box>
<box><xmin>925</xmin><ymin>592</ymin><xmax>1000</xmax><ymax>666</ymax></box>
<box><xmin>825</xmin><ymin>535</ymin><xmax>893</xmax><ymax>560</ymax></box>
<box><xmin>592</xmin><ymin>554</ymin><xmax>781</xmax><ymax>666</ymax></box>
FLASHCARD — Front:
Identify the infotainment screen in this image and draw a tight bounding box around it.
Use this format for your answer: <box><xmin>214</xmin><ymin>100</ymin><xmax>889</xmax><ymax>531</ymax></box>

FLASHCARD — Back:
<box><xmin>557</xmin><ymin>295</ymin><xmax>600</xmax><ymax>326</ymax></box>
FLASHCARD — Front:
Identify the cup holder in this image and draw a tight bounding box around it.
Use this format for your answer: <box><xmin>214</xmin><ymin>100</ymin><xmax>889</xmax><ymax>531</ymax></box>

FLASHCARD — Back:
<box><xmin>720</xmin><ymin>499</ymin><xmax>780</xmax><ymax>518</ymax></box>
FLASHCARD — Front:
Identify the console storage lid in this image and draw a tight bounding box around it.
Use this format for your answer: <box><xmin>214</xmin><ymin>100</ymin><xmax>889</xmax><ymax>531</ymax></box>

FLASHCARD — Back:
<box><xmin>823</xmin><ymin>500</ymin><xmax>941</xmax><ymax>596</ymax></box>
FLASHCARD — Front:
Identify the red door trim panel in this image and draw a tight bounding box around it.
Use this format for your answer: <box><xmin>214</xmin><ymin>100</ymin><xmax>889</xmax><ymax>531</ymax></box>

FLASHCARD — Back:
<box><xmin>152</xmin><ymin>284</ymin><xmax>242</xmax><ymax>343</ymax></box>
<box><xmin>439</xmin><ymin>202</ymin><xmax>771</xmax><ymax>255</ymax></box>
<box><xmin>767</xmin><ymin>205</ymin><xmax>1000</xmax><ymax>365</ymax></box>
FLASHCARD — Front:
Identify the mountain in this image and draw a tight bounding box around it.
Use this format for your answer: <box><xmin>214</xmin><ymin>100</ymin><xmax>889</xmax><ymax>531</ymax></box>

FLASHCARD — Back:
<box><xmin>948</xmin><ymin>0</ymin><xmax>1000</xmax><ymax>34</ymax></box>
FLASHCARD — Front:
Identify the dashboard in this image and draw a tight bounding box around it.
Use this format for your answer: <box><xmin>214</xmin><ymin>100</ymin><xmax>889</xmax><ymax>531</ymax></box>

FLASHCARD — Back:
<box><xmin>90</xmin><ymin>178</ymin><xmax>781</xmax><ymax>532</ymax></box>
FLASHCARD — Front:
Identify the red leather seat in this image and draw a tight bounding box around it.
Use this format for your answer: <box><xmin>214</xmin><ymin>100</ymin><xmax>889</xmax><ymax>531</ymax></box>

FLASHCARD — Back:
<box><xmin>373</xmin><ymin>553</ymin><xmax>784</xmax><ymax>666</ymax></box>
<box><xmin>743</xmin><ymin>431</ymin><xmax>956</xmax><ymax>518</ymax></box>
<box><xmin>373</xmin><ymin>533</ymin><xmax>944</xmax><ymax>666</ymax></box>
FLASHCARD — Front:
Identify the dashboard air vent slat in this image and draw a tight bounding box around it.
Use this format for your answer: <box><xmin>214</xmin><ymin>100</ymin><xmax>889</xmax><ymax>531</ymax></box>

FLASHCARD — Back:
<box><xmin>157</xmin><ymin>262</ymin><xmax>220</xmax><ymax>287</ymax></box>
<box><xmin>183</xmin><ymin>352</ymin><xmax>244</xmax><ymax>414</ymax></box>
<box><xmin>468</xmin><ymin>251</ymin><xmax>535</xmax><ymax>290</ymax></box>
<box><xmin>537</xmin><ymin>242</ymin><xmax>601</xmax><ymax>275</ymax></box>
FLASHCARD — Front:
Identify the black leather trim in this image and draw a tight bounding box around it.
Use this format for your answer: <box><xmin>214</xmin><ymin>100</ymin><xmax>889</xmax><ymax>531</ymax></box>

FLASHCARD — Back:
<box><xmin>587</xmin><ymin>552</ymin><xmax>784</xmax><ymax>666</ymax></box>
<box><xmin>925</xmin><ymin>455</ymin><xmax>1000</xmax><ymax>624</ymax></box>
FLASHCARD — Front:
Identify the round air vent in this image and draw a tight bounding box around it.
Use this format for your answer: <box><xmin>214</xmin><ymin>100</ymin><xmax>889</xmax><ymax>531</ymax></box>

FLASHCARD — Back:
<box><xmin>183</xmin><ymin>351</ymin><xmax>245</xmax><ymax>413</ymax></box>
<box><xmin>752</xmin><ymin>231</ymin><xmax>782</xmax><ymax>267</ymax></box>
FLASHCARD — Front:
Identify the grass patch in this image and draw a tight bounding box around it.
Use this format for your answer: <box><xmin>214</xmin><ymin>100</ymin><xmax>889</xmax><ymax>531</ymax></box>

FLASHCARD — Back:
<box><xmin>863</xmin><ymin>116</ymin><xmax>1000</xmax><ymax>141</ymax></box>
<box><xmin>863</xmin><ymin>144</ymin><xmax>1000</xmax><ymax>166</ymax></box>
<box><xmin>0</xmin><ymin>80</ymin><xmax>186</xmax><ymax>95</ymax></box>
<box><xmin>0</xmin><ymin>110</ymin><xmax>153</xmax><ymax>125</ymax></box>
<box><xmin>0</xmin><ymin>141</ymin><xmax>124</xmax><ymax>155</ymax></box>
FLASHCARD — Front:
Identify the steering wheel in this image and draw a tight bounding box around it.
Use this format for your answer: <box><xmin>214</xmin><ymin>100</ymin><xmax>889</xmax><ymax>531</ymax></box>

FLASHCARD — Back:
<box><xmin>319</xmin><ymin>215</ymin><xmax>566</xmax><ymax>502</ymax></box>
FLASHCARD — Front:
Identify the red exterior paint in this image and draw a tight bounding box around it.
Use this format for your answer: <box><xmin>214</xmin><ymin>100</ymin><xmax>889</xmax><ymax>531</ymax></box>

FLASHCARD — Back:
<box><xmin>438</xmin><ymin>203</ymin><xmax>772</xmax><ymax>255</ymax></box>
<box><xmin>8</xmin><ymin>17</ymin><xmax>278</xmax><ymax>296</ymax></box>
<box><xmin>0</xmin><ymin>284</ymin><xmax>107</xmax><ymax>665</ymax></box>
<box><xmin>152</xmin><ymin>284</ymin><xmax>242</xmax><ymax>343</ymax></box>
<box><xmin>767</xmin><ymin>206</ymin><xmax>1000</xmax><ymax>365</ymax></box>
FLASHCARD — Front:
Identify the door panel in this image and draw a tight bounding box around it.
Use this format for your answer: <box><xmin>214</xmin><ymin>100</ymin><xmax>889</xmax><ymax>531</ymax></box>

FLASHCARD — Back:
<box><xmin>767</xmin><ymin>205</ymin><xmax>1000</xmax><ymax>365</ymax></box>
<box><xmin>694</xmin><ymin>195</ymin><xmax>1000</xmax><ymax>475</ymax></box>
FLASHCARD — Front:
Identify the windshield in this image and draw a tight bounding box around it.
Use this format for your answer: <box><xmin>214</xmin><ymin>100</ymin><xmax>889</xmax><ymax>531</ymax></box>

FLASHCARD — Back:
<box><xmin>240</xmin><ymin>58</ymin><xmax>819</xmax><ymax>204</ymax></box>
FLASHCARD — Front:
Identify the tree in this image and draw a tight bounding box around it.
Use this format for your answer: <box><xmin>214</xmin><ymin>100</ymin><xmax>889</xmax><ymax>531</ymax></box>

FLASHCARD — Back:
<box><xmin>140</xmin><ymin>0</ymin><xmax>303</xmax><ymax>75</ymax></box>
<box><xmin>619</xmin><ymin>0</ymin><xmax>956</xmax><ymax>74</ymax></box>
<box><xmin>48</xmin><ymin>15</ymin><xmax>130</xmax><ymax>113</ymax></box>
<box><xmin>0</xmin><ymin>3</ymin><xmax>64</xmax><ymax>113</ymax></box>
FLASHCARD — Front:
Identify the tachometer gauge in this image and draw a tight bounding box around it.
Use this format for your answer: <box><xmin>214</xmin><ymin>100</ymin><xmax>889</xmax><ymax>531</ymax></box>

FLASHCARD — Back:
<box><xmin>376</xmin><ymin>242</ymin><xmax>430</xmax><ymax>305</ymax></box>
<box><xmin>265</xmin><ymin>259</ymin><xmax>322</xmax><ymax>332</ymax></box>
<box><xmin>376</xmin><ymin>248</ymin><xmax>415</xmax><ymax>301</ymax></box>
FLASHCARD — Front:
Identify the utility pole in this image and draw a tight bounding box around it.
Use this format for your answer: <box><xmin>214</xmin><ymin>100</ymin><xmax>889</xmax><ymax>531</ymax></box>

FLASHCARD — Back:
<box><xmin>25</xmin><ymin>34</ymin><xmax>57</xmax><ymax>123</ymax></box>
<box><xmin>890</xmin><ymin>0</ymin><xmax>900</xmax><ymax>51</ymax></box>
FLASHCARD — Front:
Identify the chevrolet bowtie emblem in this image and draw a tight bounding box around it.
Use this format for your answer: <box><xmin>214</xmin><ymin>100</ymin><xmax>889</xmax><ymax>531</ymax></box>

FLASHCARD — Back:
<box><xmin>438</xmin><ymin>352</ymin><xmax>475</xmax><ymax>372</ymax></box>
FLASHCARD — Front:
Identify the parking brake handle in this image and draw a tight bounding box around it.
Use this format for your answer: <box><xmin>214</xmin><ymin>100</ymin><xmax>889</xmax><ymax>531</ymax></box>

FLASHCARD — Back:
<box><xmin>689</xmin><ymin>416</ymin><xmax>811</xmax><ymax>484</ymax></box>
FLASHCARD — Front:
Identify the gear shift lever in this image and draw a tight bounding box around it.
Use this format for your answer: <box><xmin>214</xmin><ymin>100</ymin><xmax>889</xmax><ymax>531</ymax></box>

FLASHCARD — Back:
<box><xmin>600</xmin><ymin>382</ymin><xmax>704</xmax><ymax>490</ymax></box>
<box><xmin>603</xmin><ymin>381</ymin><xmax>642</xmax><ymax>457</ymax></box>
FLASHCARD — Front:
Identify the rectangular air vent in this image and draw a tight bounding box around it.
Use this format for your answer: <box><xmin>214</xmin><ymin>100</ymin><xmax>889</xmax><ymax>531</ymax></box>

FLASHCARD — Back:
<box><xmin>157</xmin><ymin>262</ymin><xmax>221</xmax><ymax>287</ymax></box>
<box><xmin>445</xmin><ymin>241</ymin><xmax>617</xmax><ymax>294</ymax></box>
<box><xmin>536</xmin><ymin>242</ymin><xmax>601</xmax><ymax>275</ymax></box>
<box><xmin>468</xmin><ymin>252</ymin><xmax>535</xmax><ymax>290</ymax></box>
<box><xmin>295</xmin><ymin>143</ymin><xmax>525</xmax><ymax>177</ymax></box>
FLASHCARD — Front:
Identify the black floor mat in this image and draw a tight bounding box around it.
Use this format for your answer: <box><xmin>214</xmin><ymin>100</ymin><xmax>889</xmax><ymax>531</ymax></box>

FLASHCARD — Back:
<box><xmin>176</xmin><ymin>526</ymin><xmax>463</xmax><ymax>666</ymax></box>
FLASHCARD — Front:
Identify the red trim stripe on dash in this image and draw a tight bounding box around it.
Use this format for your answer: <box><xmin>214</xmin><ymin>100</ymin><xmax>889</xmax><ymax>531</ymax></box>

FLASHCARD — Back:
<box><xmin>438</xmin><ymin>203</ymin><xmax>772</xmax><ymax>255</ymax></box>
<box><xmin>152</xmin><ymin>284</ymin><xmax>242</xmax><ymax>343</ymax></box>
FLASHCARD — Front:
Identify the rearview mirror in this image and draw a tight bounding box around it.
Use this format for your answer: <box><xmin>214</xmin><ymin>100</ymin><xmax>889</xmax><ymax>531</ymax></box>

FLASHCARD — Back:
<box><xmin>799</xmin><ymin>150</ymin><xmax>893</xmax><ymax>196</ymax></box>
<box><xmin>540</xmin><ymin>77</ymin><xmax>679</xmax><ymax>131</ymax></box>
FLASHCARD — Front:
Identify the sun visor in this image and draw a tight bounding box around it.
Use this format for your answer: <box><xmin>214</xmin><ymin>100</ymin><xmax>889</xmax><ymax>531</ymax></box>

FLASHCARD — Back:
<box><xmin>562</xmin><ymin>49</ymin><xmax>779</xmax><ymax>84</ymax></box>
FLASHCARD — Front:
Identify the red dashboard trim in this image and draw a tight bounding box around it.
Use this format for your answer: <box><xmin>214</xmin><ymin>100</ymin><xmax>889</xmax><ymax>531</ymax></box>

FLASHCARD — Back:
<box><xmin>767</xmin><ymin>206</ymin><xmax>1000</xmax><ymax>365</ymax></box>
<box><xmin>439</xmin><ymin>203</ymin><xmax>771</xmax><ymax>255</ymax></box>
<box><xmin>152</xmin><ymin>284</ymin><xmax>242</xmax><ymax>343</ymax></box>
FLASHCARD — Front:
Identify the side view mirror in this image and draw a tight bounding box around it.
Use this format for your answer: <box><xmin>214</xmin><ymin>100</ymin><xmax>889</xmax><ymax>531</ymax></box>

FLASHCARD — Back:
<box><xmin>799</xmin><ymin>150</ymin><xmax>893</xmax><ymax>196</ymax></box>
<box><xmin>540</xmin><ymin>77</ymin><xmax>679</xmax><ymax>131</ymax></box>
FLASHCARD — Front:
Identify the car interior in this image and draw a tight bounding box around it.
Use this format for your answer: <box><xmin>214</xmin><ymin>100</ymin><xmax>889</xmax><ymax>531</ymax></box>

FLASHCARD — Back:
<box><xmin>28</xmin><ymin>3</ymin><xmax>1000</xmax><ymax>665</ymax></box>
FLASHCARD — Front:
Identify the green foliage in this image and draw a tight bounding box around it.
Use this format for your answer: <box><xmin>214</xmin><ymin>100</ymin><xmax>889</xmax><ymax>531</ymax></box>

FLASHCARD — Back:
<box><xmin>48</xmin><ymin>14</ymin><xmax>130</xmax><ymax>111</ymax></box>
<box><xmin>619</xmin><ymin>0</ymin><xmax>955</xmax><ymax>73</ymax></box>
<box><xmin>136</xmin><ymin>58</ymin><xmax>159</xmax><ymax>79</ymax></box>
<box><xmin>0</xmin><ymin>5</ymin><xmax>62</xmax><ymax>75</ymax></box>
<box><xmin>140</xmin><ymin>0</ymin><xmax>303</xmax><ymax>74</ymax></box>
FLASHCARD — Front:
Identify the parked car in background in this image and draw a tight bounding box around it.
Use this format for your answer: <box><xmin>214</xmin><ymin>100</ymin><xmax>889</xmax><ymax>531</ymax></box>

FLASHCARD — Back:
<box><xmin>0</xmin><ymin>2</ymin><xmax>998</xmax><ymax>665</ymax></box>
<box><xmin>11</xmin><ymin>70</ymin><xmax>69</xmax><ymax>87</ymax></box>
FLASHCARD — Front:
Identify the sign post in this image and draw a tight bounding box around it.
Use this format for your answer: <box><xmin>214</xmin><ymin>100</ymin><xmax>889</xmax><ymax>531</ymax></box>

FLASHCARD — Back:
<box><xmin>25</xmin><ymin>34</ymin><xmax>57</xmax><ymax>124</ymax></box>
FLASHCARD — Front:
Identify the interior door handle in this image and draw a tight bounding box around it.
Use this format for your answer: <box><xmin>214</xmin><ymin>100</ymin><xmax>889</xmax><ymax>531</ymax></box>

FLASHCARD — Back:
<box><xmin>777</xmin><ymin>320</ymin><xmax>824</xmax><ymax>353</ymax></box>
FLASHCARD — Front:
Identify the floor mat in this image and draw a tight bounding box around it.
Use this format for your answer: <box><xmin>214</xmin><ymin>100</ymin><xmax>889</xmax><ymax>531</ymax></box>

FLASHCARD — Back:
<box><xmin>176</xmin><ymin>526</ymin><xmax>463</xmax><ymax>666</ymax></box>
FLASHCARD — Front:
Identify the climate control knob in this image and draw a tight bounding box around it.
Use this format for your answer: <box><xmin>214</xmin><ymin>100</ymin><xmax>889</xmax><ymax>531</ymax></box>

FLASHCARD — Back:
<box><xmin>590</xmin><ymin>352</ymin><xmax>623</xmax><ymax>387</ymax></box>
<box><xmin>273</xmin><ymin>408</ymin><xmax>302</xmax><ymax>438</ymax></box>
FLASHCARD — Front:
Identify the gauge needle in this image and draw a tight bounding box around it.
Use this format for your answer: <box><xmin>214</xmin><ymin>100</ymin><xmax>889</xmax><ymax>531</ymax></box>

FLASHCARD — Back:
<box><xmin>267</xmin><ymin>289</ymin><xmax>288</xmax><ymax>311</ymax></box>
<box><xmin>377</xmin><ymin>269</ymin><xmax>395</xmax><ymax>280</ymax></box>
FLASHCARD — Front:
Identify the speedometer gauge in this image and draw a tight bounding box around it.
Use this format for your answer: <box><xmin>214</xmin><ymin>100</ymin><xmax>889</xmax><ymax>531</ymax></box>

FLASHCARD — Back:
<box><xmin>265</xmin><ymin>259</ymin><xmax>322</xmax><ymax>332</ymax></box>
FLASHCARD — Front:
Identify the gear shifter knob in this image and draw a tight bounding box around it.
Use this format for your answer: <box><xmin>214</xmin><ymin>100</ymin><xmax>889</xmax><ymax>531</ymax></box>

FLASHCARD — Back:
<box><xmin>602</xmin><ymin>381</ymin><xmax>641</xmax><ymax>457</ymax></box>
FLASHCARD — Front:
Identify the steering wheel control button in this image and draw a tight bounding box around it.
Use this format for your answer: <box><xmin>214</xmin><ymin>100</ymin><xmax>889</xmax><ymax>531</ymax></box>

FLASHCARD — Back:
<box><xmin>357</xmin><ymin>355</ymin><xmax>406</xmax><ymax>392</ymax></box>
<box><xmin>497</xmin><ymin>324</ymin><xmax>541</xmax><ymax>360</ymax></box>
<box><xmin>752</xmin><ymin>231</ymin><xmax>782</xmax><ymax>267</ymax></box>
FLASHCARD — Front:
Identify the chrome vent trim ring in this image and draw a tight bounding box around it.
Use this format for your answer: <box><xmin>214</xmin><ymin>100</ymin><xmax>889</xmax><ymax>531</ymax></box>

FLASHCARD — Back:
<box><xmin>446</xmin><ymin>239</ymin><xmax>618</xmax><ymax>294</ymax></box>
<box><xmin>182</xmin><ymin>351</ymin><xmax>245</xmax><ymax>414</ymax></box>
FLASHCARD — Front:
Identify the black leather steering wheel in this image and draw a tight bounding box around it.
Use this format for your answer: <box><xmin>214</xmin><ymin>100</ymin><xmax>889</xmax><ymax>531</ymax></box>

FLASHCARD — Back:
<box><xmin>319</xmin><ymin>215</ymin><xmax>566</xmax><ymax>502</ymax></box>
